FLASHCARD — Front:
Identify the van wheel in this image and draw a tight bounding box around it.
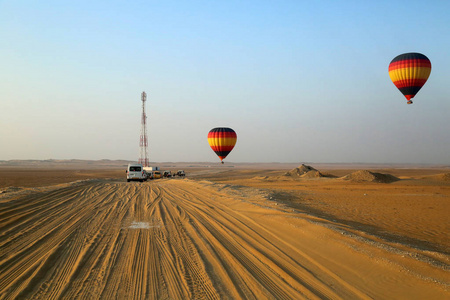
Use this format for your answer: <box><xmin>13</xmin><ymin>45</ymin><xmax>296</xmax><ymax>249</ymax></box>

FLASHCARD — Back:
<box><xmin>127</xmin><ymin>179</ymin><xmax>130</xmax><ymax>182</ymax></box>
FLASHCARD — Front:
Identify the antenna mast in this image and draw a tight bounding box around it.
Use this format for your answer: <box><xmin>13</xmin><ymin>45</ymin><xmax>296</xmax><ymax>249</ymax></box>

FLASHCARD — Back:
<box><xmin>139</xmin><ymin>91</ymin><xmax>149</xmax><ymax>167</ymax></box>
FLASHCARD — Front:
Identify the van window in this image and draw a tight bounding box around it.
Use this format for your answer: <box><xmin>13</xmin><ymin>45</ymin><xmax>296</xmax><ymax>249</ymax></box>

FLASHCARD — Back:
<box><xmin>130</xmin><ymin>166</ymin><xmax>142</xmax><ymax>172</ymax></box>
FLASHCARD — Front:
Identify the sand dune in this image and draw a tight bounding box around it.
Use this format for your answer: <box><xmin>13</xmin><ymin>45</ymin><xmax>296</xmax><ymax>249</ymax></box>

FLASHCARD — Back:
<box><xmin>425</xmin><ymin>172</ymin><xmax>450</xmax><ymax>181</ymax></box>
<box><xmin>0</xmin><ymin>165</ymin><xmax>449</xmax><ymax>299</ymax></box>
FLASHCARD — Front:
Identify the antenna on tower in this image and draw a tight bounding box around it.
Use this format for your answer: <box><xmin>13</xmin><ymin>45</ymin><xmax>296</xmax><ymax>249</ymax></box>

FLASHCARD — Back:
<box><xmin>139</xmin><ymin>91</ymin><xmax>149</xmax><ymax>167</ymax></box>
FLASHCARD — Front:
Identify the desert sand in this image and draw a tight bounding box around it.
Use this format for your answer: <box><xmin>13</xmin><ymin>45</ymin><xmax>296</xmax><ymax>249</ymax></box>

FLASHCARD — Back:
<box><xmin>0</xmin><ymin>161</ymin><xmax>449</xmax><ymax>299</ymax></box>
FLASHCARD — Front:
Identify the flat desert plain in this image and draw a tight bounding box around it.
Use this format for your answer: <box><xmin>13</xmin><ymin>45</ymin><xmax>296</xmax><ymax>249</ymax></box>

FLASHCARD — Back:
<box><xmin>0</xmin><ymin>161</ymin><xmax>449</xmax><ymax>299</ymax></box>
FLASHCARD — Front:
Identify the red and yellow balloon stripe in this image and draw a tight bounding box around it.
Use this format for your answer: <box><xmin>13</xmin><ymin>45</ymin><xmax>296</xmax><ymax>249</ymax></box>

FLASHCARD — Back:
<box><xmin>388</xmin><ymin>53</ymin><xmax>431</xmax><ymax>104</ymax></box>
<box><xmin>207</xmin><ymin>127</ymin><xmax>237</xmax><ymax>162</ymax></box>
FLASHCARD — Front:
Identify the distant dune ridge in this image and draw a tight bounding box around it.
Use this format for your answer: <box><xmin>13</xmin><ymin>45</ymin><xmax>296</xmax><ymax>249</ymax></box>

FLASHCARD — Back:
<box><xmin>341</xmin><ymin>170</ymin><xmax>399</xmax><ymax>183</ymax></box>
<box><xmin>284</xmin><ymin>164</ymin><xmax>325</xmax><ymax>178</ymax></box>
<box><xmin>426</xmin><ymin>172</ymin><xmax>450</xmax><ymax>181</ymax></box>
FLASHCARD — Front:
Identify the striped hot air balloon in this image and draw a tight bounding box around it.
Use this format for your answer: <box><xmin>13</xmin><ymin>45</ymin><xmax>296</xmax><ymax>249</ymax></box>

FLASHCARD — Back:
<box><xmin>207</xmin><ymin>127</ymin><xmax>237</xmax><ymax>163</ymax></box>
<box><xmin>388</xmin><ymin>52</ymin><xmax>431</xmax><ymax>104</ymax></box>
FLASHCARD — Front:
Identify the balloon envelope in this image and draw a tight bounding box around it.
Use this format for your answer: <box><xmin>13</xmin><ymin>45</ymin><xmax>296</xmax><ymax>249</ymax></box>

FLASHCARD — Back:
<box><xmin>388</xmin><ymin>52</ymin><xmax>431</xmax><ymax>104</ymax></box>
<box><xmin>207</xmin><ymin>127</ymin><xmax>237</xmax><ymax>162</ymax></box>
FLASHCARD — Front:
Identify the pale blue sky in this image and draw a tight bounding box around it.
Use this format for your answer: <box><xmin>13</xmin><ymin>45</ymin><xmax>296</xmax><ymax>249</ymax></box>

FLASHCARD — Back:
<box><xmin>1</xmin><ymin>0</ymin><xmax>449</xmax><ymax>163</ymax></box>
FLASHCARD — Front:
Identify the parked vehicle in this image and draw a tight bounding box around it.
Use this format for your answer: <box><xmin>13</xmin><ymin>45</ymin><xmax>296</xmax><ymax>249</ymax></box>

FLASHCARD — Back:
<box><xmin>163</xmin><ymin>171</ymin><xmax>172</xmax><ymax>178</ymax></box>
<box><xmin>176</xmin><ymin>170</ymin><xmax>185</xmax><ymax>177</ymax></box>
<box><xmin>153</xmin><ymin>171</ymin><xmax>161</xmax><ymax>179</ymax></box>
<box><xmin>144</xmin><ymin>166</ymin><xmax>159</xmax><ymax>171</ymax></box>
<box><xmin>126</xmin><ymin>164</ymin><xmax>146</xmax><ymax>182</ymax></box>
<box><xmin>143</xmin><ymin>170</ymin><xmax>153</xmax><ymax>180</ymax></box>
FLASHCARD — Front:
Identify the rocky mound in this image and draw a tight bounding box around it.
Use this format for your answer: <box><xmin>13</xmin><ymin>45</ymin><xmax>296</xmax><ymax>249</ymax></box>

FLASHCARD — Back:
<box><xmin>284</xmin><ymin>164</ymin><xmax>325</xmax><ymax>178</ymax></box>
<box><xmin>301</xmin><ymin>170</ymin><xmax>324</xmax><ymax>178</ymax></box>
<box><xmin>341</xmin><ymin>170</ymin><xmax>399</xmax><ymax>183</ymax></box>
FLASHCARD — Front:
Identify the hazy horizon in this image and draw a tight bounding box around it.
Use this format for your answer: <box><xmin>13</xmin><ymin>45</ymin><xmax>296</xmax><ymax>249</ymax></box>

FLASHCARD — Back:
<box><xmin>1</xmin><ymin>158</ymin><xmax>449</xmax><ymax>168</ymax></box>
<box><xmin>1</xmin><ymin>1</ymin><xmax>449</xmax><ymax>164</ymax></box>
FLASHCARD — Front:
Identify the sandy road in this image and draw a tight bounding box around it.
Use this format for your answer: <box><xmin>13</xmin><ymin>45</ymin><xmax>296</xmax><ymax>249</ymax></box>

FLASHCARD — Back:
<box><xmin>0</xmin><ymin>179</ymin><xmax>448</xmax><ymax>299</ymax></box>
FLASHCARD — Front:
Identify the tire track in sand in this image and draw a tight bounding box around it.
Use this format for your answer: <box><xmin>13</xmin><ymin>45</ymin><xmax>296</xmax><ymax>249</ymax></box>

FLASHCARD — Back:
<box><xmin>161</xmin><ymin>181</ymin><xmax>345</xmax><ymax>299</ymax></box>
<box><xmin>1</xmin><ymin>179</ymin><xmax>447</xmax><ymax>299</ymax></box>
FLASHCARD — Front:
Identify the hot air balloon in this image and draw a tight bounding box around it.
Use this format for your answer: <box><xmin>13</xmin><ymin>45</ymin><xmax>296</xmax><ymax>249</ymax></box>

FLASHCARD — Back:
<box><xmin>388</xmin><ymin>52</ymin><xmax>431</xmax><ymax>104</ymax></box>
<box><xmin>207</xmin><ymin>127</ymin><xmax>237</xmax><ymax>164</ymax></box>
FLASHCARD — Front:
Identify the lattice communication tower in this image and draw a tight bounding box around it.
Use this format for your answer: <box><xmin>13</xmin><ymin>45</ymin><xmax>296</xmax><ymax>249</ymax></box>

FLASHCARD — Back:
<box><xmin>138</xmin><ymin>91</ymin><xmax>149</xmax><ymax>167</ymax></box>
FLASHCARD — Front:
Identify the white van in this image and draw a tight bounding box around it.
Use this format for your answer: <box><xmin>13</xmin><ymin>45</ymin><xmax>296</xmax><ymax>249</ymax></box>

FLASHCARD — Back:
<box><xmin>126</xmin><ymin>164</ymin><xmax>146</xmax><ymax>182</ymax></box>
